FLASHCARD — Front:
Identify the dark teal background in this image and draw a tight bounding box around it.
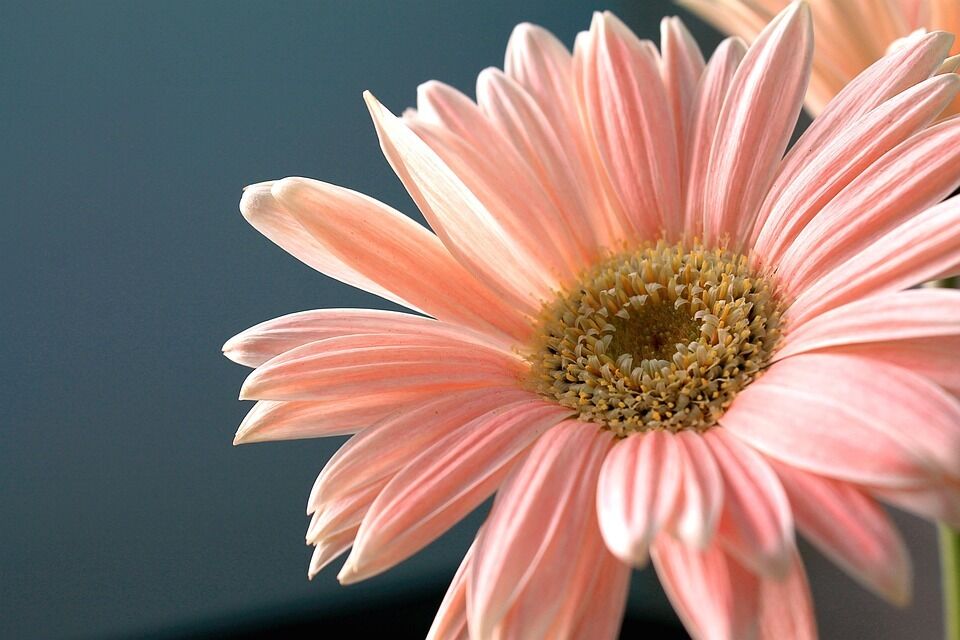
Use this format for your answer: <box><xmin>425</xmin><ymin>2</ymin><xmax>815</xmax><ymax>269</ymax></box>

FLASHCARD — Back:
<box><xmin>0</xmin><ymin>1</ymin><xmax>941</xmax><ymax>637</ymax></box>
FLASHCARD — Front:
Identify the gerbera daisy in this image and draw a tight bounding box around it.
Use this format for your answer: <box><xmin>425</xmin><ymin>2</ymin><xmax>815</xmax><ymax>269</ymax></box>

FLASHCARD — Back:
<box><xmin>224</xmin><ymin>2</ymin><xmax>960</xmax><ymax>638</ymax></box>
<box><xmin>681</xmin><ymin>0</ymin><xmax>960</xmax><ymax>116</ymax></box>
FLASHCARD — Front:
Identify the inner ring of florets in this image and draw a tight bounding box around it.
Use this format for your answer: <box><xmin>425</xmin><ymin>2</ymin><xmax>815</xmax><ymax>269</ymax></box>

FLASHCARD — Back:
<box><xmin>529</xmin><ymin>241</ymin><xmax>783</xmax><ymax>436</ymax></box>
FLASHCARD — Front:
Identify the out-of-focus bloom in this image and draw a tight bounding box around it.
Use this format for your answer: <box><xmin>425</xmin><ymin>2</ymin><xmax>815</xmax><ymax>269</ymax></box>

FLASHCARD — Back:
<box><xmin>225</xmin><ymin>2</ymin><xmax>960</xmax><ymax>638</ymax></box>
<box><xmin>681</xmin><ymin>0</ymin><xmax>960</xmax><ymax>115</ymax></box>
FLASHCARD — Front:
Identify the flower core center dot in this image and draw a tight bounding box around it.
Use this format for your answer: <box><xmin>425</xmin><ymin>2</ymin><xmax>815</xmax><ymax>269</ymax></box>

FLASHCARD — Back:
<box><xmin>529</xmin><ymin>241</ymin><xmax>783</xmax><ymax>436</ymax></box>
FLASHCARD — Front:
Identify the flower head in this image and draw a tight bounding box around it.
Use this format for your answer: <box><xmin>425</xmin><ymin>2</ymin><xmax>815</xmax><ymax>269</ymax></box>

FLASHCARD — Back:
<box><xmin>682</xmin><ymin>0</ymin><xmax>960</xmax><ymax>115</ymax></box>
<box><xmin>225</xmin><ymin>3</ymin><xmax>960</xmax><ymax>638</ymax></box>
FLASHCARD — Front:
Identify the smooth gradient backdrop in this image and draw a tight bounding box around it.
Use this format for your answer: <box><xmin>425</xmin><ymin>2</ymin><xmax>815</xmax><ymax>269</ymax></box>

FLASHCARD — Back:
<box><xmin>1</xmin><ymin>1</ymin><xmax>942</xmax><ymax>637</ymax></box>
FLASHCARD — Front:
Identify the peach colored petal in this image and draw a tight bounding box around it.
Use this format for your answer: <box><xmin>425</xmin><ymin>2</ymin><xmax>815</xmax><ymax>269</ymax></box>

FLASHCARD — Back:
<box><xmin>701</xmin><ymin>2</ymin><xmax>812</xmax><ymax>247</ymax></box>
<box><xmin>769</xmin><ymin>459</ymin><xmax>911</xmax><ymax>605</ymax></box>
<box><xmin>307</xmin><ymin>479</ymin><xmax>384</xmax><ymax>544</ymax></box>
<box><xmin>683</xmin><ymin>37</ymin><xmax>746</xmax><ymax>236</ymax></box>
<box><xmin>239</xmin><ymin>333</ymin><xmax>524</xmax><ymax>402</ymax></box>
<box><xmin>777</xmin><ymin>115</ymin><xmax>960</xmax><ymax>296</ymax></box>
<box><xmin>412</xmin><ymin>80</ymin><xmax>584</xmax><ymax>279</ymax></box>
<box><xmin>224</xmin><ymin>308</ymin><xmax>513</xmax><ymax>368</ymax></box>
<box><xmin>651</xmin><ymin>535</ymin><xmax>760</xmax><ymax>640</ymax></box>
<box><xmin>578</xmin><ymin>11</ymin><xmax>682</xmax><ymax>240</ymax></box>
<box><xmin>475</xmin><ymin>68</ymin><xmax>596</xmax><ymax>266</ymax></box>
<box><xmin>307</xmin><ymin>388</ymin><xmax>530</xmax><ymax>509</ymax></box>
<box><xmin>786</xmin><ymin>195</ymin><xmax>960</xmax><ymax>325</ymax></box>
<box><xmin>504</xmin><ymin>23</ymin><xmax>615</xmax><ymax>251</ymax></box>
<box><xmin>721</xmin><ymin>353</ymin><xmax>959</xmax><ymax>486</ymax></box>
<box><xmin>873</xmin><ymin>482</ymin><xmax>960</xmax><ymax>530</ymax></box>
<box><xmin>308</xmin><ymin>527</ymin><xmax>357</xmax><ymax>580</ymax></box>
<box><xmin>673</xmin><ymin>430</ymin><xmax>725</xmax><ymax>548</ymax></box>
<box><xmin>777</xmin><ymin>288</ymin><xmax>960</xmax><ymax>360</ymax></box>
<box><xmin>239</xmin><ymin>182</ymin><xmax>409</xmax><ymax>309</ymax></box>
<box><xmin>427</xmin><ymin>540</ymin><xmax>475</xmax><ymax>640</ymax></box>
<box><xmin>364</xmin><ymin>92</ymin><xmax>554</xmax><ymax>309</ymax></box>
<box><xmin>596</xmin><ymin>430</ymin><xmax>683</xmax><ymax>566</ymax></box>
<box><xmin>271</xmin><ymin>176</ymin><xmax>534</xmax><ymax>340</ymax></box>
<box><xmin>340</xmin><ymin>399</ymin><xmax>570</xmax><ymax>583</ymax></box>
<box><xmin>234</xmin><ymin>397</ymin><xmax>417</xmax><ymax>445</ymax></box>
<box><xmin>466</xmin><ymin>422</ymin><xmax>614</xmax><ymax>639</ymax></box>
<box><xmin>757</xmin><ymin>551</ymin><xmax>817</xmax><ymax>640</ymax></box>
<box><xmin>752</xmin><ymin>73</ymin><xmax>960</xmax><ymax>268</ymax></box>
<box><xmin>705</xmin><ymin>429</ymin><xmax>794</xmax><ymax>577</ymax></box>
<box><xmin>760</xmin><ymin>29</ymin><xmax>953</xmax><ymax>211</ymax></box>
<box><xmin>660</xmin><ymin>16</ymin><xmax>705</xmax><ymax>189</ymax></box>
<box><xmin>824</xmin><ymin>337</ymin><xmax>960</xmax><ymax>396</ymax></box>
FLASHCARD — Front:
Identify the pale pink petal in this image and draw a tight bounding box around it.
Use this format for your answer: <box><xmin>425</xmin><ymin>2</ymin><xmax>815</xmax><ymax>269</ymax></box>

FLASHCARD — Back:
<box><xmin>721</xmin><ymin>353</ymin><xmax>960</xmax><ymax>486</ymax></box>
<box><xmin>234</xmin><ymin>397</ymin><xmax>418</xmax><ymax>445</ymax></box>
<box><xmin>705</xmin><ymin>429</ymin><xmax>794</xmax><ymax>577</ymax></box>
<box><xmin>474</xmin><ymin>68</ymin><xmax>596</xmax><ymax>265</ymax></box>
<box><xmin>777</xmin><ymin>115</ymin><xmax>960</xmax><ymax>296</ymax></box>
<box><xmin>825</xmin><ymin>338</ymin><xmax>960</xmax><ymax>395</ymax></box>
<box><xmin>412</xmin><ymin>80</ymin><xmax>583</xmax><ymax>279</ymax></box>
<box><xmin>224</xmin><ymin>308</ymin><xmax>512</xmax><ymax>368</ymax></box>
<box><xmin>761</xmin><ymin>30</ymin><xmax>954</xmax><ymax>216</ymax></box>
<box><xmin>427</xmin><ymin>540</ymin><xmax>476</xmax><ymax>640</ymax></box>
<box><xmin>239</xmin><ymin>182</ymin><xmax>407</xmax><ymax>309</ymax></box>
<box><xmin>683</xmin><ymin>37</ymin><xmax>746</xmax><ymax>235</ymax></box>
<box><xmin>673</xmin><ymin>430</ymin><xmax>725</xmax><ymax>548</ymax></box>
<box><xmin>873</xmin><ymin>482</ymin><xmax>960</xmax><ymax>529</ymax></box>
<box><xmin>701</xmin><ymin>2</ymin><xmax>812</xmax><ymax>247</ymax></box>
<box><xmin>757</xmin><ymin>551</ymin><xmax>817</xmax><ymax>640</ymax></box>
<box><xmin>567</xmin><ymin>550</ymin><xmax>631</xmax><ymax>640</ymax></box>
<box><xmin>307</xmin><ymin>388</ymin><xmax>530</xmax><ymax>508</ymax></box>
<box><xmin>597</xmin><ymin>430</ymin><xmax>683</xmax><ymax>565</ymax></box>
<box><xmin>308</xmin><ymin>527</ymin><xmax>357</xmax><ymax>580</ymax></box>
<box><xmin>339</xmin><ymin>400</ymin><xmax>571</xmax><ymax>583</ymax></box>
<box><xmin>777</xmin><ymin>288</ymin><xmax>960</xmax><ymax>360</ymax></box>
<box><xmin>660</xmin><ymin>16</ymin><xmax>705</xmax><ymax>188</ymax></box>
<box><xmin>307</xmin><ymin>479</ymin><xmax>384</xmax><ymax>543</ymax></box>
<box><xmin>545</xmin><ymin>519</ymin><xmax>630</xmax><ymax>640</ymax></box>
<box><xmin>364</xmin><ymin>92</ymin><xmax>554</xmax><ymax>308</ymax></box>
<box><xmin>769</xmin><ymin>460</ymin><xmax>912</xmax><ymax>605</ymax></box>
<box><xmin>270</xmin><ymin>176</ymin><xmax>534</xmax><ymax>339</ymax></box>
<box><xmin>504</xmin><ymin>24</ymin><xmax>615</xmax><ymax>250</ymax></box>
<box><xmin>651</xmin><ymin>535</ymin><xmax>760</xmax><ymax>640</ymax></box>
<box><xmin>239</xmin><ymin>333</ymin><xmax>524</xmax><ymax>402</ymax></box>
<box><xmin>578</xmin><ymin>11</ymin><xmax>682</xmax><ymax>239</ymax></box>
<box><xmin>787</xmin><ymin>195</ymin><xmax>960</xmax><ymax>324</ymax></box>
<box><xmin>466</xmin><ymin>422</ymin><xmax>614</xmax><ymax>639</ymax></box>
<box><xmin>753</xmin><ymin>74</ymin><xmax>960</xmax><ymax>268</ymax></box>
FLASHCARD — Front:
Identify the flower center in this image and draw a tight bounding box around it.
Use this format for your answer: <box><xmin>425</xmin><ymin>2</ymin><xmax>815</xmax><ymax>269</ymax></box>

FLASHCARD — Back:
<box><xmin>529</xmin><ymin>241</ymin><xmax>783</xmax><ymax>436</ymax></box>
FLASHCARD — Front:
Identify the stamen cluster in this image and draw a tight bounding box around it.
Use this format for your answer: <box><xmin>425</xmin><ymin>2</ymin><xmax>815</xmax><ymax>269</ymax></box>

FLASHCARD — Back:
<box><xmin>530</xmin><ymin>242</ymin><xmax>782</xmax><ymax>435</ymax></box>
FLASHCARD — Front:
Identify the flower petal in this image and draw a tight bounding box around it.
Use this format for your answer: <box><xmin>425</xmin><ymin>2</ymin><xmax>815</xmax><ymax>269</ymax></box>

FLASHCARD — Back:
<box><xmin>339</xmin><ymin>399</ymin><xmax>570</xmax><ymax>583</ymax></box>
<box><xmin>873</xmin><ymin>482</ymin><xmax>960</xmax><ymax>530</ymax></box>
<box><xmin>721</xmin><ymin>353</ymin><xmax>958</xmax><ymax>487</ymax></box>
<box><xmin>466</xmin><ymin>422</ymin><xmax>614</xmax><ymax>639</ymax></box>
<box><xmin>753</xmin><ymin>74</ymin><xmax>960</xmax><ymax>268</ymax></box>
<box><xmin>577</xmin><ymin>11</ymin><xmax>682</xmax><ymax>239</ymax></box>
<box><xmin>683</xmin><ymin>37</ymin><xmax>746</xmax><ymax>235</ymax></box>
<box><xmin>271</xmin><ymin>176</ymin><xmax>533</xmax><ymax>340</ymax></box>
<box><xmin>239</xmin><ymin>333</ymin><xmax>523</xmax><ymax>402</ymax></box>
<box><xmin>757</xmin><ymin>551</ymin><xmax>817</xmax><ymax>640</ymax></box>
<box><xmin>364</xmin><ymin>92</ymin><xmax>554</xmax><ymax>309</ymax></box>
<box><xmin>770</xmin><ymin>460</ymin><xmax>912</xmax><ymax>605</ymax></box>
<box><xmin>700</xmin><ymin>2</ymin><xmax>812</xmax><ymax>247</ymax></box>
<box><xmin>778</xmin><ymin>115</ymin><xmax>960</xmax><ymax>296</ymax></box>
<box><xmin>651</xmin><ymin>535</ymin><xmax>760</xmax><ymax>640</ymax></box>
<box><xmin>308</xmin><ymin>388</ymin><xmax>529</xmax><ymax>509</ymax></box>
<box><xmin>705</xmin><ymin>429</ymin><xmax>794</xmax><ymax>577</ymax></box>
<box><xmin>224</xmin><ymin>308</ymin><xmax>512</xmax><ymax>368</ymax></box>
<box><xmin>777</xmin><ymin>288</ymin><xmax>960</xmax><ymax>360</ymax></box>
<box><xmin>427</xmin><ymin>540</ymin><xmax>475</xmax><ymax>640</ymax></box>
<box><xmin>596</xmin><ymin>430</ymin><xmax>683</xmax><ymax>565</ymax></box>
<box><xmin>674</xmin><ymin>430</ymin><xmax>725</xmax><ymax>547</ymax></box>
<box><xmin>660</xmin><ymin>16</ymin><xmax>705</xmax><ymax>187</ymax></box>
<box><xmin>787</xmin><ymin>195</ymin><xmax>960</xmax><ymax>324</ymax></box>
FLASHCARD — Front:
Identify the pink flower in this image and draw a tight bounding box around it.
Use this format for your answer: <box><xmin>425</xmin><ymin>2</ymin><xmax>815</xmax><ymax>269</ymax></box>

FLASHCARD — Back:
<box><xmin>682</xmin><ymin>0</ymin><xmax>960</xmax><ymax>115</ymax></box>
<box><xmin>225</xmin><ymin>3</ymin><xmax>960</xmax><ymax>638</ymax></box>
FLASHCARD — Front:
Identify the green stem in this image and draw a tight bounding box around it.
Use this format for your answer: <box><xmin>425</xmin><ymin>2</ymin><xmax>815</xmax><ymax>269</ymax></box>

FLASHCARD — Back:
<box><xmin>942</xmin><ymin>524</ymin><xmax>960</xmax><ymax>640</ymax></box>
